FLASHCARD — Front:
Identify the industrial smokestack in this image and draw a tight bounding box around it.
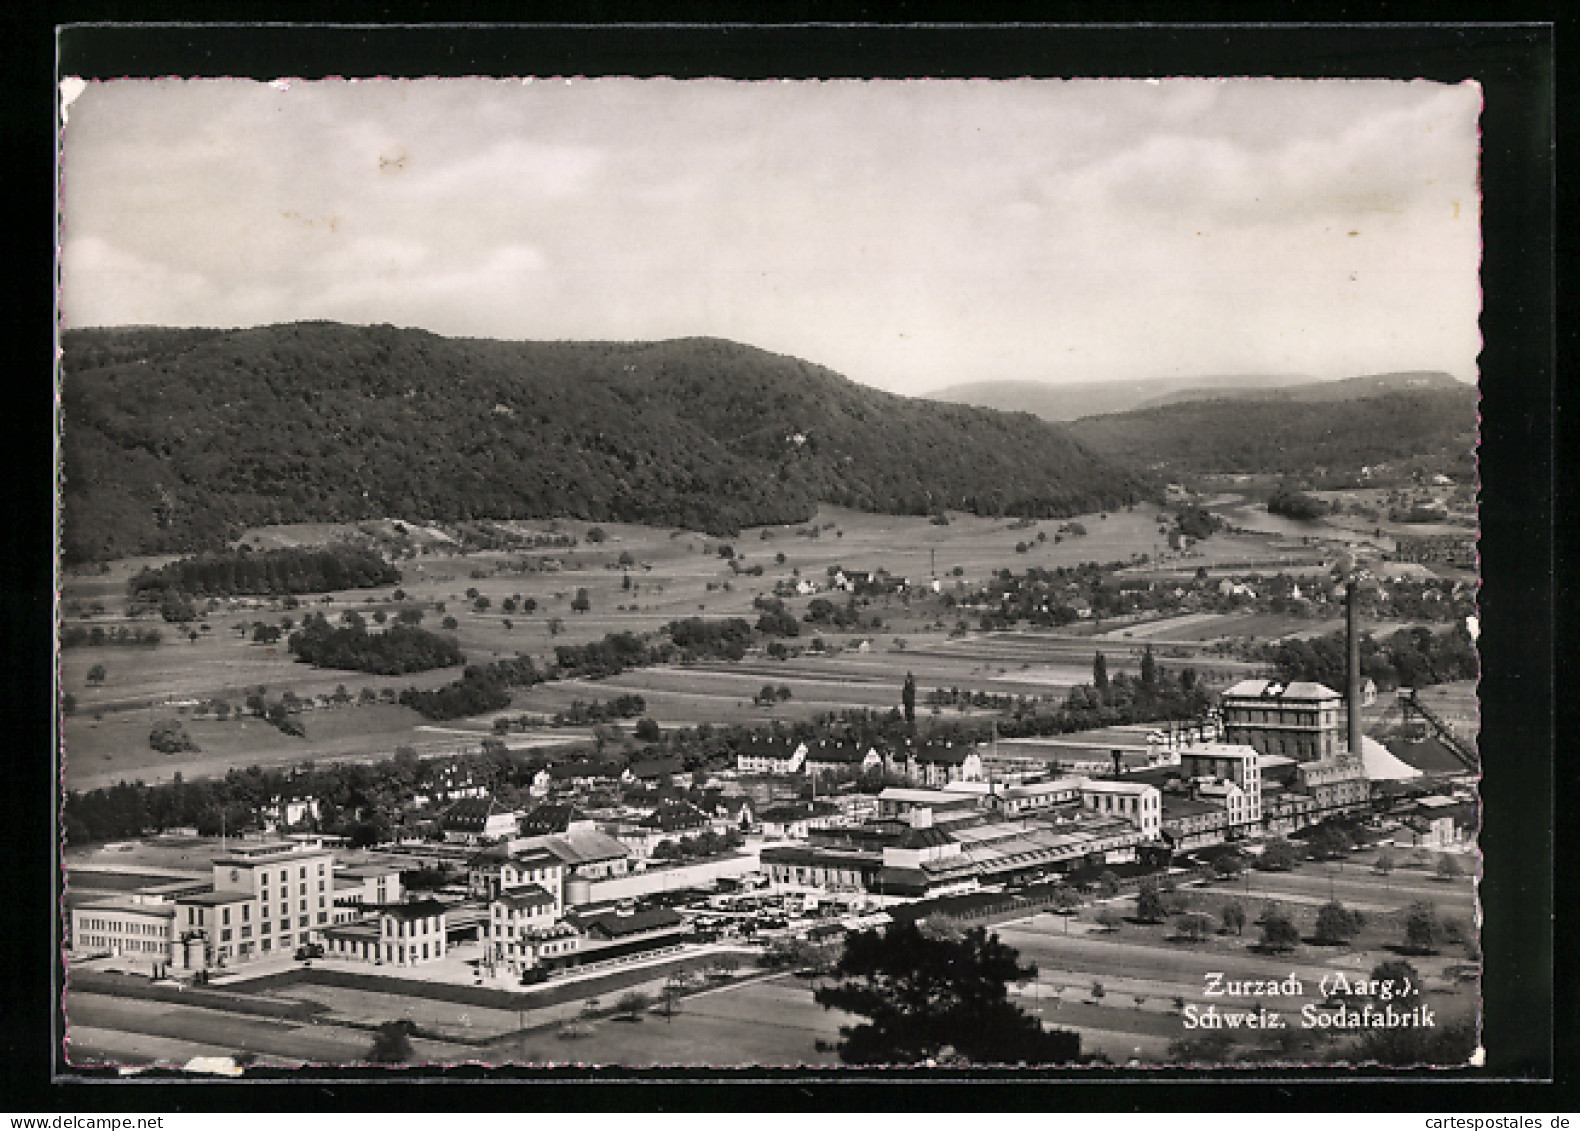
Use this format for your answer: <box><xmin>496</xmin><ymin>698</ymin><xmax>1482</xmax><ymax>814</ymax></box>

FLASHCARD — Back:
<box><xmin>1346</xmin><ymin>577</ymin><xmax>1362</xmax><ymax>759</ymax></box>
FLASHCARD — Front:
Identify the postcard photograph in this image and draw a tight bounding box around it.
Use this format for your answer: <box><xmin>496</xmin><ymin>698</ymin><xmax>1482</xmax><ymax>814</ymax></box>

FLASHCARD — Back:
<box><xmin>55</xmin><ymin>56</ymin><xmax>1493</xmax><ymax>1075</ymax></box>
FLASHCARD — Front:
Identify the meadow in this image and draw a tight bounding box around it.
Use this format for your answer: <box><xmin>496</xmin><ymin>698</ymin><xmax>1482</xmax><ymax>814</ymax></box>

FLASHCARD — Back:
<box><xmin>59</xmin><ymin>504</ymin><xmax>1342</xmax><ymax>790</ymax></box>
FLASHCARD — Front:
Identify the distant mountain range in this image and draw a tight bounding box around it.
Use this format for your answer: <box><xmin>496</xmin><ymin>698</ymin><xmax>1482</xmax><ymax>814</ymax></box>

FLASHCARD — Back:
<box><xmin>59</xmin><ymin>323</ymin><xmax>1151</xmax><ymax>563</ymax></box>
<box><xmin>1134</xmin><ymin>371</ymin><xmax>1468</xmax><ymax>411</ymax></box>
<box><xmin>927</xmin><ymin>370</ymin><xmax>1469</xmax><ymax>422</ymax></box>
<box><xmin>1064</xmin><ymin>385</ymin><xmax>1478</xmax><ymax>479</ymax></box>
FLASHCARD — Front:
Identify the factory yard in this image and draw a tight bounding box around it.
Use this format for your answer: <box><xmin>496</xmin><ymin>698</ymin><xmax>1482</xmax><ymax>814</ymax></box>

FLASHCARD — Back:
<box><xmin>64</xmin><ymin>845</ymin><xmax>1476</xmax><ymax>1070</ymax></box>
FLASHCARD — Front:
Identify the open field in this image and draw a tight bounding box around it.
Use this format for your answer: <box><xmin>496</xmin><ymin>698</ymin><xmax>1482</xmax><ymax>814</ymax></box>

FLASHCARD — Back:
<box><xmin>59</xmin><ymin>504</ymin><xmax>1453</xmax><ymax>790</ymax></box>
<box><xmin>64</xmin><ymin>990</ymin><xmax>475</xmax><ymax>1067</ymax></box>
<box><xmin>484</xmin><ymin>973</ymin><xmax>849</xmax><ymax>1068</ymax></box>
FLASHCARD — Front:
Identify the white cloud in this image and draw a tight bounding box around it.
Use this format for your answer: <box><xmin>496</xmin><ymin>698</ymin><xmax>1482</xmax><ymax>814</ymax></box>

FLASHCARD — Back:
<box><xmin>58</xmin><ymin>77</ymin><xmax>1482</xmax><ymax>391</ymax></box>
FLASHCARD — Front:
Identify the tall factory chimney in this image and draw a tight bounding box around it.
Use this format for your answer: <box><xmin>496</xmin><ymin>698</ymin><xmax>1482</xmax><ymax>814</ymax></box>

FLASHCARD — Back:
<box><xmin>1346</xmin><ymin>576</ymin><xmax>1362</xmax><ymax>759</ymax></box>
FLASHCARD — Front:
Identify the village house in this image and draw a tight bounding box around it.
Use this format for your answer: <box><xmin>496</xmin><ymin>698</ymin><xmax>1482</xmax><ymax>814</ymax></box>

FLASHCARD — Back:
<box><xmin>734</xmin><ymin>738</ymin><xmax>807</xmax><ymax>775</ymax></box>
<box><xmin>623</xmin><ymin>755</ymin><xmax>685</xmax><ymax>788</ymax></box>
<box><xmin>440</xmin><ymin>796</ymin><xmax>521</xmax><ymax>845</ymax></box>
<box><xmin>803</xmin><ymin>739</ymin><xmax>883</xmax><ymax>779</ymax></box>
<box><xmin>608</xmin><ymin>799</ymin><xmax>716</xmax><ymax>858</ymax></box>
<box><xmin>888</xmin><ymin>738</ymin><xmax>983</xmax><ymax>788</ymax></box>
<box><xmin>259</xmin><ymin>794</ymin><xmax>320</xmax><ymax>832</ymax></box>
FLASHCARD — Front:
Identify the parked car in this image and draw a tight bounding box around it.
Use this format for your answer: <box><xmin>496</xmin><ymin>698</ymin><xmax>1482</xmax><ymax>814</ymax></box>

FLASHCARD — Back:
<box><xmin>295</xmin><ymin>943</ymin><xmax>325</xmax><ymax>961</ymax></box>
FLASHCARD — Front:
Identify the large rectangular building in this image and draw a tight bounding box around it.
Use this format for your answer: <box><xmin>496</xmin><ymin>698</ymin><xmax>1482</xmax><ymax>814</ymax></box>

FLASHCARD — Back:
<box><xmin>173</xmin><ymin>839</ymin><xmax>337</xmax><ymax>968</ymax></box>
<box><xmin>1221</xmin><ymin>679</ymin><xmax>1343</xmax><ymax>762</ymax></box>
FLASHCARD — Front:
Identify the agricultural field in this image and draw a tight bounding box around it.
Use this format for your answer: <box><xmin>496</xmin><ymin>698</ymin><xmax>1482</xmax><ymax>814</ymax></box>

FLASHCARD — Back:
<box><xmin>58</xmin><ymin>501</ymin><xmax>1426</xmax><ymax>791</ymax></box>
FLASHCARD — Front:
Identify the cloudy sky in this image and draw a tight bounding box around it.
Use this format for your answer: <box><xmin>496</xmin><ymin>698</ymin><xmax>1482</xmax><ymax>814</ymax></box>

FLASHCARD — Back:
<box><xmin>58</xmin><ymin>77</ymin><xmax>1481</xmax><ymax>395</ymax></box>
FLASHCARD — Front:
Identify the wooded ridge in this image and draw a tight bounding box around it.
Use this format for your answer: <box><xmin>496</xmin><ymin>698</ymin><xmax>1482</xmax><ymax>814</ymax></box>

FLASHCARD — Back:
<box><xmin>60</xmin><ymin>322</ymin><xmax>1150</xmax><ymax>562</ymax></box>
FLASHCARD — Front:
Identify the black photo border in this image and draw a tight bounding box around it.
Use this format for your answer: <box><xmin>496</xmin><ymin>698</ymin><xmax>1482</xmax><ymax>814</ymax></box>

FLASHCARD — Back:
<box><xmin>4</xmin><ymin>10</ymin><xmax>1562</xmax><ymax>1112</ymax></box>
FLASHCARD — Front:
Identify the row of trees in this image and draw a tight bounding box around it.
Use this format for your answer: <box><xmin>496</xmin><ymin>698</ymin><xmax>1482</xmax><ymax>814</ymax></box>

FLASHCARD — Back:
<box><xmin>60</xmin><ymin>624</ymin><xmax>163</xmax><ymax>649</ymax></box>
<box><xmin>553</xmin><ymin>695</ymin><xmax>648</xmax><ymax>726</ymax></box>
<box><xmin>129</xmin><ymin>545</ymin><xmax>400</xmax><ymax>600</ymax></box>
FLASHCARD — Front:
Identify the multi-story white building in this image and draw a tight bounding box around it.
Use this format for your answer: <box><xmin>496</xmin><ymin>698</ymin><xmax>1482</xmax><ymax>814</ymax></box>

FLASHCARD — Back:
<box><xmin>374</xmin><ymin>900</ymin><xmax>448</xmax><ymax>966</ymax></box>
<box><xmin>70</xmin><ymin>900</ymin><xmax>178</xmax><ymax>972</ymax></box>
<box><xmin>171</xmin><ymin>839</ymin><xmax>337</xmax><ymax>967</ymax></box>
<box><xmin>1294</xmin><ymin>754</ymin><xmax>1371</xmax><ymax>817</ymax></box>
<box><xmin>485</xmin><ymin>887</ymin><xmax>580</xmax><ymax>973</ymax></box>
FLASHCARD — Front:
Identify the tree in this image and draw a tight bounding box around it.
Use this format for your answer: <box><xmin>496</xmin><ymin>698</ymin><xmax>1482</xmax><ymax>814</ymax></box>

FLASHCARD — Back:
<box><xmin>1051</xmin><ymin>886</ymin><xmax>1082</xmax><ymax>915</ymax></box>
<box><xmin>1095</xmin><ymin>870</ymin><xmax>1121</xmax><ymax>897</ymax></box>
<box><xmin>441</xmin><ymin>616</ymin><xmax>459</xmax><ymax>631</ymax></box>
<box><xmin>1373</xmin><ymin>849</ymin><xmax>1397</xmax><ymax>876</ymax></box>
<box><xmin>571</xmin><ymin>588</ymin><xmax>591</xmax><ymax>613</ymax></box>
<box><xmin>1134</xmin><ymin>878</ymin><xmax>1166</xmax><ymax>924</ymax></box>
<box><xmin>1140</xmin><ymin>645</ymin><xmax>1157</xmax><ymax>687</ymax></box>
<box><xmin>1092</xmin><ymin>651</ymin><xmax>1109</xmax><ymax>692</ymax></box>
<box><xmin>813</xmin><ymin>921</ymin><xmax>1080</xmax><ymax>1065</ymax></box>
<box><xmin>1403</xmin><ymin>901</ymin><xmax>1442</xmax><ymax>953</ymax></box>
<box><xmin>1094</xmin><ymin>908</ymin><xmax>1122</xmax><ymax>933</ymax></box>
<box><xmin>634</xmin><ymin>717</ymin><xmax>662</xmax><ymax>743</ymax></box>
<box><xmin>87</xmin><ymin>663</ymin><xmax>107</xmax><ymax>685</ymax></box>
<box><xmin>1175</xmin><ymin>912</ymin><xmax>1214</xmax><ymax>941</ymax></box>
<box><xmin>1370</xmin><ymin>959</ymin><xmax>1422</xmax><ymax>1000</ymax></box>
<box><xmin>1258</xmin><ymin>839</ymin><xmax>1300</xmax><ymax>871</ymax></box>
<box><xmin>366</xmin><ymin>1019</ymin><xmax>415</xmax><ymax>1064</ymax></box>
<box><xmin>61</xmin><ymin>692</ymin><xmax>77</xmax><ymax>716</ymax></box>
<box><xmin>1213</xmin><ymin>851</ymin><xmax>1247</xmax><ymax>878</ymax></box>
<box><xmin>1308</xmin><ymin>824</ymin><xmax>1353</xmax><ymax>861</ymax></box>
<box><xmin>1313</xmin><ymin>900</ymin><xmax>1364</xmax><ymax>945</ymax></box>
<box><xmin>615</xmin><ymin>991</ymin><xmax>651</xmax><ymax>1021</ymax></box>
<box><xmin>1436</xmin><ymin>854</ymin><xmax>1465</xmax><ymax>880</ymax></box>
<box><xmin>149</xmin><ymin>719</ymin><xmax>199</xmax><ymax>754</ymax></box>
<box><xmin>1259</xmin><ymin>906</ymin><xmax>1300</xmax><ymax>952</ymax></box>
<box><xmin>902</xmin><ymin>672</ymin><xmax>916</xmax><ymax>725</ymax></box>
<box><xmin>1221</xmin><ymin>900</ymin><xmax>1247</xmax><ymax>937</ymax></box>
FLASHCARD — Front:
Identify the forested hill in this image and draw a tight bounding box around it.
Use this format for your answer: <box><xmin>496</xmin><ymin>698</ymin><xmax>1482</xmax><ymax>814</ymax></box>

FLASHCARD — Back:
<box><xmin>60</xmin><ymin>322</ymin><xmax>1150</xmax><ymax>562</ymax></box>
<box><xmin>1064</xmin><ymin>386</ymin><xmax>1478</xmax><ymax>478</ymax></box>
